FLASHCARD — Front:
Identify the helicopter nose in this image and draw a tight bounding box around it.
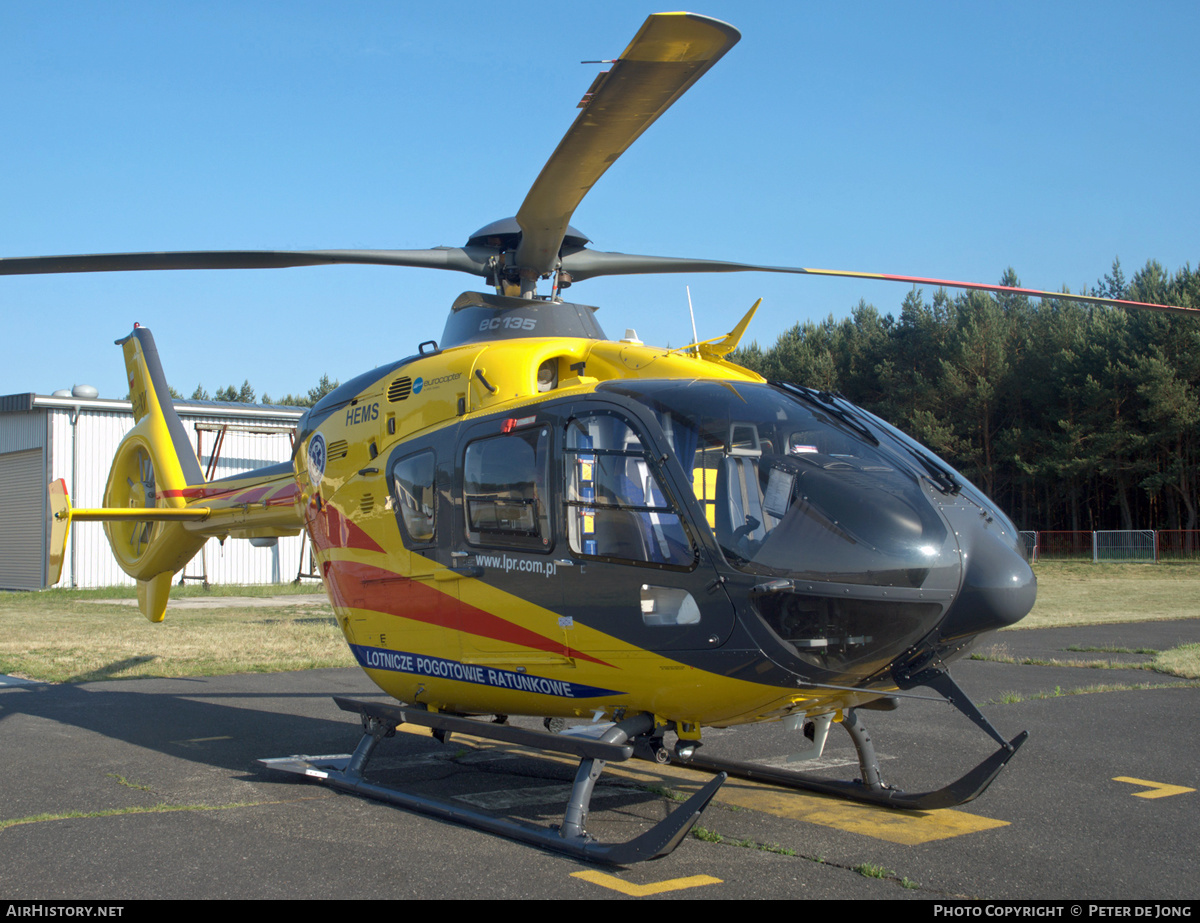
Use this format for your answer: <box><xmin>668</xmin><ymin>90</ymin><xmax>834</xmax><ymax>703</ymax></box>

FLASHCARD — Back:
<box><xmin>938</xmin><ymin>527</ymin><xmax>1036</xmax><ymax>641</ymax></box>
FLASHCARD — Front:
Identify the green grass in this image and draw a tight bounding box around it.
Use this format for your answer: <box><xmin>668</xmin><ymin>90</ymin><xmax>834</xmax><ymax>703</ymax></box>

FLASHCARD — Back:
<box><xmin>970</xmin><ymin>651</ymin><xmax>1138</xmax><ymax>669</ymax></box>
<box><xmin>641</xmin><ymin>784</ymin><xmax>689</xmax><ymax>803</ymax></box>
<box><xmin>988</xmin><ymin>679</ymin><xmax>1200</xmax><ymax>705</ymax></box>
<box><xmin>1019</xmin><ymin>561</ymin><xmax>1200</xmax><ymax>629</ymax></box>
<box><xmin>1151</xmin><ymin>643</ymin><xmax>1200</xmax><ymax>679</ymax></box>
<box><xmin>30</xmin><ymin>581</ymin><xmax>324</xmax><ymax>601</ymax></box>
<box><xmin>105</xmin><ymin>773</ymin><xmax>152</xmax><ymax>792</ymax></box>
<box><xmin>691</xmin><ymin>826</ymin><xmax>918</xmax><ymax>886</ymax></box>
<box><xmin>0</xmin><ymin>586</ymin><xmax>352</xmax><ymax>683</ymax></box>
<box><xmin>0</xmin><ymin>801</ymin><xmax>254</xmax><ymax>832</ymax></box>
<box><xmin>972</xmin><ymin>639</ymin><xmax>1200</xmax><ymax>681</ymax></box>
<box><xmin>1063</xmin><ymin>644</ymin><xmax>1158</xmax><ymax>655</ymax></box>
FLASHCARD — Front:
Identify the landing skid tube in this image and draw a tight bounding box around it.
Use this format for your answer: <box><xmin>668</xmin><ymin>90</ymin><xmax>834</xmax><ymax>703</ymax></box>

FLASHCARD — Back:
<box><xmin>259</xmin><ymin>697</ymin><xmax>726</xmax><ymax>865</ymax></box>
<box><xmin>674</xmin><ymin>706</ymin><xmax>1028</xmax><ymax>812</ymax></box>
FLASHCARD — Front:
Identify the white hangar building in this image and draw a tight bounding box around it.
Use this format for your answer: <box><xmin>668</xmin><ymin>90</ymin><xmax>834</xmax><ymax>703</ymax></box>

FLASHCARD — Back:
<box><xmin>0</xmin><ymin>390</ymin><xmax>308</xmax><ymax>590</ymax></box>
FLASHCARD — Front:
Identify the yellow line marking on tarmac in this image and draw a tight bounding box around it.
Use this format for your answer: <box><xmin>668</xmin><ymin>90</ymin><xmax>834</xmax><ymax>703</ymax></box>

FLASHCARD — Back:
<box><xmin>396</xmin><ymin>723</ymin><xmax>435</xmax><ymax>737</ymax></box>
<box><xmin>714</xmin><ymin>777</ymin><xmax>1006</xmax><ymax>845</ymax></box>
<box><xmin>1113</xmin><ymin>777</ymin><xmax>1196</xmax><ymax>799</ymax></box>
<box><xmin>571</xmin><ymin>870</ymin><xmax>721</xmax><ymax>896</ymax></box>
<box><xmin>600</xmin><ymin>760</ymin><xmax>1007</xmax><ymax>845</ymax></box>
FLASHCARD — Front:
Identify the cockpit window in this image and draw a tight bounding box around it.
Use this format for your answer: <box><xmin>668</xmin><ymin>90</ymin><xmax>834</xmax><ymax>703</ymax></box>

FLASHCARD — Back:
<box><xmin>602</xmin><ymin>380</ymin><xmax>953</xmax><ymax>585</ymax></box>
<box><xmin>564</xmin><ymin>411</ymin><xmax>694</xmax><ymax>567</ymax></box>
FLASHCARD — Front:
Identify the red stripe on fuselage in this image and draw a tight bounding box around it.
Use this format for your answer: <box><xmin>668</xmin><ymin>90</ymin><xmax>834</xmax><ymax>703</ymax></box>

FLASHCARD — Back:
<box><xmin>265</xmin><ymin>482</ymin><xmax>299</xmax><ymax>504</ymax></box>
<box><xmin>324</xmin><ymin>559</ymin><xmax>613</xmax><ymax>669</ymax></box>
<box><xmin>160</xmin><ymin>480</ymin><xmax>299</xmax><ymax>504</ymax></box>
<box><xmin>159</xmin><ymin>486</ymin><xmax>224</xmax><ymax>499</ymax></box>
<box><xmin>307</xmin><ymin>502</ymin><xmax>385</xmax><ymax>555</ymax></box>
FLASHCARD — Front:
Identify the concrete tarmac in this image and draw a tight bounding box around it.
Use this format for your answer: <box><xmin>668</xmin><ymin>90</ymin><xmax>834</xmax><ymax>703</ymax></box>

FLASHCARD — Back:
<box><xmin>2</xmin><ymin>620</ymin><xmax>1198</xmax><ymax>901</ymax></box>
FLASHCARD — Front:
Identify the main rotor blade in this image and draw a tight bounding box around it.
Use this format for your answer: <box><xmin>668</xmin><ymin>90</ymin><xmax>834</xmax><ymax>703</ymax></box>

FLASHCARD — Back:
<box><xmin>559</xmin><ymin>249</ymin><xmax>1200</xmax><ymax>317</ymax></box>
<box><xmin>513</xmin><ymin>13</ymin><xmax>740</xmax><ymax>278</ymax></box>
<box><xmin>0</xmin><ymin>247</ymin><xmax>496</xmax><ymax>277</ymax></box>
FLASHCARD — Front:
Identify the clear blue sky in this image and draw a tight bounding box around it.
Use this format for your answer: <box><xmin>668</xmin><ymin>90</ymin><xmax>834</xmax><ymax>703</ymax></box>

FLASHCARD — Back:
<box><xmin>2</xmin><ymin>1</ymin><xmax>1197</xmax><ymax>401</ymax></box>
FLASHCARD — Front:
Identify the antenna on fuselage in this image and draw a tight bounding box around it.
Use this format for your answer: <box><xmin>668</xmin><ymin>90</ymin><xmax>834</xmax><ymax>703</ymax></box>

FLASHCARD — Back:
<box><xmin>686</xmin><ymin>286</ymin><xmax>700</xmax><ymax>358</ymax></box>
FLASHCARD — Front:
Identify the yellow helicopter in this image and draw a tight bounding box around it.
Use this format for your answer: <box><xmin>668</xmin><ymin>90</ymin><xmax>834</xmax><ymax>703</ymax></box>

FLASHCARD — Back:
<box><xmin>9</xmin><ymin>12</ymin><xmax>1196</xmax><ymax>864</ymax></box>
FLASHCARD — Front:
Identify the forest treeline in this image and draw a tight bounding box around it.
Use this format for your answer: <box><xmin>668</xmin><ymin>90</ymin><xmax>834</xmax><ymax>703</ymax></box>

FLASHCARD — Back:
<box><xmin>731</xmin><ymin>259</ymin><xmax>1199</xmax><ymax>532</ymax></box>
<box><xmin>171</xmin><ymin>374</ymin><xmax>340</xmax><ymax>408</ymax></box>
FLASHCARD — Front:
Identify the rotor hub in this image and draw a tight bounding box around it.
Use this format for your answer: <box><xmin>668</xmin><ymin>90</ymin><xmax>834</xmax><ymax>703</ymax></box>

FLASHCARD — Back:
<box><xmin>466</xmin><ymin>218</ymin><xmax>590</xmax><ymax>254</ymax></box>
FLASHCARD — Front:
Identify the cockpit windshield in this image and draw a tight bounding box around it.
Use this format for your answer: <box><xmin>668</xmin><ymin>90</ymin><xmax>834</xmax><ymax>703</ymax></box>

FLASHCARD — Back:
<box><xmin>601</xmin><ymin>380</ymin><xmax>957</xmax><ymax>588</ymax></box>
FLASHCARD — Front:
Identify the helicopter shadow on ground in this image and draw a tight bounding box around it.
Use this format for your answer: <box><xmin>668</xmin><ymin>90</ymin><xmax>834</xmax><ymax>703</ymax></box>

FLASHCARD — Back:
<box><xmin>0</xmin><ymin>665</ymin><xmax>684</xmax><ymax>840</ymax></box>
<box><xmin>0</xmin><ymin>668</ymin><xmax>382</xmax><ymax>818</ymax></box>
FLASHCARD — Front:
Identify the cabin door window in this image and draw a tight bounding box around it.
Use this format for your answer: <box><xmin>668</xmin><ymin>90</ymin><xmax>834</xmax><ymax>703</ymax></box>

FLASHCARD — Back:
<box><xmin>462</xmin><ymin>426</ymin><xmax>553</xmax><ymax>552</ymax></box>
<box><xmin>564</xmin><ymin>412</ymin><xmax>694</xmax><ymax>568</ymax></box>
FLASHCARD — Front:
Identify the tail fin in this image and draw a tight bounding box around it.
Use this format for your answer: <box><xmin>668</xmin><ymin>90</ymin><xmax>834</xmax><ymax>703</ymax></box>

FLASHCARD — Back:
<box><xmin>103</xmin><ymin>326</ymin><xmax>208</xmax><ymax>619</ymax></box>
<box><xmin>121</xmin><ymin>324</ymin><xmax>205</xmax><ymax>485</ymax></box>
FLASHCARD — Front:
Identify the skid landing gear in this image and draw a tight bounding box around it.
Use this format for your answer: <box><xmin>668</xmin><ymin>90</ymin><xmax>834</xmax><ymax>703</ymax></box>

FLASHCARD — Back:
<box><xmin>675</xmin><ymin>673</ymin><xmax>1027</xmax><ymax>812</ymax></box>
<box><xmin>259</xmin><ymin>697</ymin><xmax>726</xmax><ymax>865</ymax></box>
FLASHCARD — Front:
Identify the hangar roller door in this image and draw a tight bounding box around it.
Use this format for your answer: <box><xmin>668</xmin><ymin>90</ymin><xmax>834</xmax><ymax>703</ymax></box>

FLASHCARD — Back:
<box><xmin>0</xmin><ymin>448</ymin><xmax>45</xmax><ymax>589</ymax></box>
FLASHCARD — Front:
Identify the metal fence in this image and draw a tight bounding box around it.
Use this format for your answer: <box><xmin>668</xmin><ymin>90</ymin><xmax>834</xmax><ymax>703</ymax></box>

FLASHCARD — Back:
<box><xmin>1157</xmin><ymin>531</ymin><xmax>1200</xmax><ymax>562</ymax></box>
<box><xmin>1025</xmin><ymin>530</ymin><xmax>1200</xmax><ymax>563</ymax></box>
<box><xmin>1033</xmin><ymin>531</ymin><xmax>1093</xmax><ymax>561</ymax></box>
<box><xmin>1094</xmin><ymin>530</ymin><xmax>1155</xmax><ymax>562</ymax></box>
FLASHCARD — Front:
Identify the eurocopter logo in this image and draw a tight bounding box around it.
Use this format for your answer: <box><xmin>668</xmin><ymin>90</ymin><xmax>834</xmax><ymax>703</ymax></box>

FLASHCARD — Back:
<box><xmin>307</xmin><ymin>433</ymin><xmax>326</xmax><ymax>480</ymax></box>
<box><xmin>412</xmin><ymin>372</ymin><xmax>460</xmax><ymax>396</ymax></box>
